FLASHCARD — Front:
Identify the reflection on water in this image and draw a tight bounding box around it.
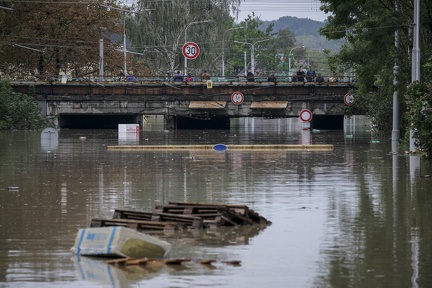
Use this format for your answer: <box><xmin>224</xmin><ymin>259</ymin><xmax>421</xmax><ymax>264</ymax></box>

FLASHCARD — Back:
<box><xmin>1</xmin><ymin>116</ymin><xmax>432</xmax><ymax>287</ymax></box>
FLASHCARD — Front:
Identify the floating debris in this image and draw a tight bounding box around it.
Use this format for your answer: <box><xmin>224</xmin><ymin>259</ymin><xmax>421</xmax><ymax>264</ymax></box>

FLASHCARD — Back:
<box><xmin>91</xmin><ymin>202</ymin><xmax>271</xmax><ymax>232</ymax></box>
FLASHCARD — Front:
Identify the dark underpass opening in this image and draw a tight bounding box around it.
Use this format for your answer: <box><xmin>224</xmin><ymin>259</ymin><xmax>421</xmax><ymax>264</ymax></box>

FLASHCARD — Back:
<box><xmin>59</xmin><ymin>115</ymin><xmax>139</xmax><ymax>129</ymax></box>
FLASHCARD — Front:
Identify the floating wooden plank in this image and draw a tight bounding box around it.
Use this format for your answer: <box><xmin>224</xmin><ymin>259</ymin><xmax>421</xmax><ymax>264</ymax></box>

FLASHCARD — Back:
<box><xmin>113</xmin><ymin>209</ymin><xmax>204</xmax><ymax>229</ymax></box>
<box><xmin>90</xmin><ymin>218</ymin><xmax>186</xmax><ymax>232</ymax></box>
<box><xmin>125</xmin><ymin>258</ymin><xmax>153</xmax><ymax>265</ymax></box>
<box><xmin>113</xmin><ymin>209</ymin><xmax>153</xmax><ymax>221</ymax></box>
<box><xmin>165</xmin><ymin>202</ymin><xmax>271</xmax><ymax>225</ymax></box>
<box><xmin>163</xmin><ymin>258</ymin><xmax>191</xmax><ymax>265</ymax></box>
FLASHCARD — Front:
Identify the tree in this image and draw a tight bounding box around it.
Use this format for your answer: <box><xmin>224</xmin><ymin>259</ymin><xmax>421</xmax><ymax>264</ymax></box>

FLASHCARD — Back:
<box><xmin>127</xmin><ymin>0</ymin><xmax>241</xmax><ymax>76</ymax></box>
<box><xmin>228</xmin><ymin>13</ymin><xmax>276</xmax><ymax>76</ymax></box>
<box><xmin>405</xmin><ymin>55</ymin><xmax>432</xmax><ymax>157</ymax></box>
<box><xmin>0</xmin><ymin>81</ymin><xmax>45</xmax><ymax>130</ymax></box>
<box><xmin>0</xmin><ymin>0</ymin><xmax>123</xmax><ymax>79</ymax></box>
<box><xmin>319</xmin><ymin>0</ymin><xmax>432</xmax><ymax>141</ymax></box>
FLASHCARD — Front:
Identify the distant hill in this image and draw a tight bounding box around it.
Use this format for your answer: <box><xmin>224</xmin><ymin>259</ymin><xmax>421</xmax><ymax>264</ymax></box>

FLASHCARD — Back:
<box><xmin>259</xmin><ymin>16</ymin><xmax>342</xmax><ymax>51</ymax></box>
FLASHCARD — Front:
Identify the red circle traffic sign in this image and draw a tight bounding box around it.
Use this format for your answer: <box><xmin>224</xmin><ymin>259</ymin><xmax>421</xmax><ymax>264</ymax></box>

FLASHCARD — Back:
<box><xmin>231</xmin><ymin>91</ymin><xmax>244</xmax><ymax>105</ymax></box>
<box><xmin>299</xmin><ymin>109</ymin><xmax>313</xmax><ymax>122</ymax></box>
<box><xmin>344</xmin><ymin>93</ymin><xmax>356</xmax><ymax>106</ymax></box>
<box><xmin>182</xmin><ymin>42</ymin><xmax>200</xmax><ymax>59</ymax></box>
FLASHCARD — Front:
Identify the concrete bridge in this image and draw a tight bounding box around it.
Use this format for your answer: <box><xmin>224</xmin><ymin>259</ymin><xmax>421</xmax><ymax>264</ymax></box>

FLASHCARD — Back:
<box><xmin>11</xmin><ymin>80</ymin><xmax>358</xmax><ymax>129</ymax></box>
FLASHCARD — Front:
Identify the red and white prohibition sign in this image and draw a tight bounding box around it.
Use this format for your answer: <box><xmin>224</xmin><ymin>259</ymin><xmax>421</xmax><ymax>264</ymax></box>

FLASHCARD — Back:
<box><xmin>344</xmin><ymin>93</ymin><xmax>356</xmax><ymax>106</ymax></box>
<box><xmin>182</xmin><ymin>42</ymin><xmax>200</xmax><ymax>59</ymax></box>
<box><xmin>231</xmin><ymin>91</ymin><xmax>244</xmax><ymax>105</ymax></box>
<box><xmin>299</xmin><ymin>109</ymin><xmax>313</xmax><ymax>122</ymax></box>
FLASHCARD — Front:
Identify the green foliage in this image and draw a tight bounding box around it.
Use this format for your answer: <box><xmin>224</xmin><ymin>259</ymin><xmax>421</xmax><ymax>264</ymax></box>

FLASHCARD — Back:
<box><xmin>319</xmin><ymin>0</ymin><xmax>432</xmax><ymax>142</ymax></box>
<box><xmin>228</xmin><ymin>14</ymin><xmax>277</xmax><ymax>76</ymax></box>
<box><xmin>0</xmin><ymin>81</ymin><xmax>45</xmax><ymax>130</ymax></box>
<box><xmin>128</xmin><ymin>0</ymin><xmax>241</xmax><ymax>76</ymax></box>
<box><xmin>405</xmin><ymin>82</ymin><xmax>432</xmax><ymax>157</ymax></box>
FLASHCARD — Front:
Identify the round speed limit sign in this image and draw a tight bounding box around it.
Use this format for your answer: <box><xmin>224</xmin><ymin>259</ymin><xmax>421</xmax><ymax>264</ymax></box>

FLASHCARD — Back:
<box><xmin>182</xmin><ymin>42</ymin><xmax>200</xmax><ymax>59</ymax></box>
<box><xmin>344</xmin><ymin>93</ymin><xmax>356</xmax><ymax>106</ymax></box>
<box><xmin>231</xmin><ymin>91</ymin><xmax>244</xmax><ymax>105</ymax></box>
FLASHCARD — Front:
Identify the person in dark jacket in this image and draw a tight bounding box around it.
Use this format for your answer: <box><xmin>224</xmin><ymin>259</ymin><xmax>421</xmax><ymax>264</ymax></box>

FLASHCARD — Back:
<box><xmin>296</xmin><ymin>66</ymin><xmax>305</xmax><ymax>82</ymax></box>
<box><xmin>267</xmin><ymin>73</ymin><xmax>277</xmax><ymax>82</ymax></box>
<box><xmin>246</xmin><ymin>71</ymin><xmax>255</xmax><ymax>82</ymax></box>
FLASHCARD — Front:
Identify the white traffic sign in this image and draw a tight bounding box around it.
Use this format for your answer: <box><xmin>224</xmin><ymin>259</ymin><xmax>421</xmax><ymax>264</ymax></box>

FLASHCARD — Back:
<box><xmin>231</xmin><ymin>91</ymin><xmax>244</xmax><ymax>105</ymax></box>
<box><xmin>344</xmin><ymin>93</ymin><xmax>356</xmax><ymax>106</ymax></box>
<box><xmin>299</xmin><ymin>109</ymin><xmax>313</xmax><ymax>122</ymax></box>
<box><xmin>182</xmin><ymin>42</ymin><xmax>200</xmax><ymax>59</ymax></box>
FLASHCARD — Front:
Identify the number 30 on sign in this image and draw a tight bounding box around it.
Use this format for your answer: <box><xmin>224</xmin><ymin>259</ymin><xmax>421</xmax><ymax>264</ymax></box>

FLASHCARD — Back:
<box><xmin>182</xmin><ymin>42</ymin><xmax>200</xmax><ymax>59</ymax></box>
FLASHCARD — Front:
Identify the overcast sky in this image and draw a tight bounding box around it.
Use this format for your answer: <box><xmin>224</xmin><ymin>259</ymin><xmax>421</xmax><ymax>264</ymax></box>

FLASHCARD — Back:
<box><xmin>235</xmin><ymin>0</ymin><xmax>329</xmax><ymax>22</ymax></box>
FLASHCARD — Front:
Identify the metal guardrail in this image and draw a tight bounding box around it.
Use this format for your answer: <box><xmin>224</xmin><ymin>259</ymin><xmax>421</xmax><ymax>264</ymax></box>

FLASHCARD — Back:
<box><xmin>5</xmin><ymin>73</ymin><xmax>357</xmax><ymax>86</ymax></box>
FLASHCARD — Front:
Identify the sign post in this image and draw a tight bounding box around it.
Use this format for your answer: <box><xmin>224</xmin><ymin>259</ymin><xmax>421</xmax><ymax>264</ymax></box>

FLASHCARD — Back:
<box><xmin>299</xmin><ymin>109</ymin><xmax>312</xmax><ymax>130</ymax></box>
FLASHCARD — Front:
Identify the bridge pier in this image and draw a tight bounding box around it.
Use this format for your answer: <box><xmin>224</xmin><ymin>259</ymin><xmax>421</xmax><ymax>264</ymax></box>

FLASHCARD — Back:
<box><xmin>165</xmin><ymin>115</ymin><xmax>176</xmax><ymax>130</ymax></box>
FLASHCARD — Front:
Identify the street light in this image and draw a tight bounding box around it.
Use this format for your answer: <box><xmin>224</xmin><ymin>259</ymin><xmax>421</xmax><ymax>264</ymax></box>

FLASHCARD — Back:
<box><xmin>184</xmin><ymin>20</ymin><xmax>213</xmax><ymax>76</ymax></box>
<box><xmin>234</xmin><ymin>38</ymin><xmax>272</xmax><ymax>74</ymax></box>
<box><xmin>288</xmin><ymin>45</ymin><xmax>305</xmax><ymax>79</ymax></box>
<box><xmin>222</xmin><ymin>26</ymin><xmax>245</xmax><ymax>77</ymax></box>
<box><xmin>101</xmin><ymin>5</ymin><xmax>151</xmax><ymax>77</ymax></box>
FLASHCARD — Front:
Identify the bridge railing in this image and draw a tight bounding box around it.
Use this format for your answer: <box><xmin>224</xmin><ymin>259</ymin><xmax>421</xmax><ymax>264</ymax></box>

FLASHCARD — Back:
<box><xmin>7</xmin><ymin>74</ymin><xmax>357</xmax><ymax>85</ymax></box>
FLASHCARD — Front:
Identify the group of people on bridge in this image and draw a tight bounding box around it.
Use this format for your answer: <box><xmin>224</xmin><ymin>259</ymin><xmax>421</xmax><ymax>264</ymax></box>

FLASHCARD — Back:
<box><xmin>117</xmin><ymin>66</ymin><xmax>327</xmax><ymax>83</ymax></box>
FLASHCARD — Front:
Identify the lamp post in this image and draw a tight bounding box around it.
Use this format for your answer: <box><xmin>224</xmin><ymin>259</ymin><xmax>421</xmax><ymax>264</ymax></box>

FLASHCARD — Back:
<box><xmin>234</xmin><ymin>38</ymin><xmax>272</xmax><ymax>74</ymax></box>
<box><xmin>101</xmin><ymin>6</ymin><xmax>149</xmax><ymax>77</ymax></box>
<box><xmin>288</xmin><ymin>45</ymin><xmax>305</xmax><ymax>79</ymax></box>
<box><xmin>184</xmin><ymin>20</ymin><xmax>213</xmax><ymax>76</ymax></box>
<box><xmin>222</xmin><ymin>26</ymin><xmax>244</xmax><ymax>77</ymax></box>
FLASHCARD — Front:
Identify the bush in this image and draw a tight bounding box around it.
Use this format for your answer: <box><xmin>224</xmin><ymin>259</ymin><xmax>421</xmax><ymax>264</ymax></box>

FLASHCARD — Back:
<box><xmin>405</xmin><ymin>82</ymin><xmax>432</xmax><ymax>157</ymax></box>
<box><xmin>0</xmin><ymin>80</ymin><xmax>46</xmax><ymax>130</ymax></box>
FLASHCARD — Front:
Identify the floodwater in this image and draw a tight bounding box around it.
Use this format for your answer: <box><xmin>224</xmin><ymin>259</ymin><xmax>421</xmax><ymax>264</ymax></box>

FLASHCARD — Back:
<box><xmin>1</xmin><ymin>116</ymin><xmax>432</xmax><ymax>288</ymax></box>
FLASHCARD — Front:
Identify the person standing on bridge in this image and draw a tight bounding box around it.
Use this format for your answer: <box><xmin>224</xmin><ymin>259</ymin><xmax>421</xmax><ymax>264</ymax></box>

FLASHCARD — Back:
<box><xmin>296</xmin><ymin>66</ymin><xmax>305</xmax><ymax>82</ymax></box>
<box><xmin>306</xmin><ymin>66</ymin><xmax>316</xmax><ymax>82</ymax></box>
<box><xmin>127</xmin><ymin>71</ymin><xmax>136</xmax><ymax>82</ymax></box>
<box><xmin>267</xmin><ymin>73</ymin><xmax>277</xmax><ymax>82</ymax></box>
<box><xmin>174</xmin><ymin>71</ymin><xmax>183</xmax><ymax>82</ymax></box>
<box><xmin>247</xmin><ymin>71</ymin><xmax>255</xmax><ymax>82</ymax></box>
<box><xmin>201</xmin><ymin>70</ymin><xmax>210</xmax><ymax>81</ymax></box>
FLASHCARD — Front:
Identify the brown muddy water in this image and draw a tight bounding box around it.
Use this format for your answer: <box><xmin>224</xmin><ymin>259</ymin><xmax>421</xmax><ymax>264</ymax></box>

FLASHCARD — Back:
<box><xmin>1</xmin><ymin>116</ymin><xmax>432</xmax><ymax>288</ymax></box>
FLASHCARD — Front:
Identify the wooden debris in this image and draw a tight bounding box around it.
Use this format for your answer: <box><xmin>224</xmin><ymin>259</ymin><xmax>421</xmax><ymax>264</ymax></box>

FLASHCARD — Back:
<box><xmin>106</xmin><ymin>257</ymin><xmax>239</xmax><ymax>268</ymax></box>
<box><xmin>105</xmin><ymin>258</ymin><xmax>132</xmax><ymax>265</ymax></box>
<box><xmin>92</xmin><ymin>201</ymin><xmax>270</xmax><ymax>234</ymax></box>
<box><xmin>125</xmin><ymin>258</ymin><xmax>153</xmax><ymax>265</ymax></box>
<box><xmin>90</xmin><ymin>218</ymin><xmax>187</xmax><ymax>232</ymax></box>
<box><xmin>163</xmin><ymin>258</ymin><xmax>191</xmax><ymax>265</ymax></box>
<box><xmin>198</xmin><ymin>259</ymin><xmax>216</xmax><ymax>265</ymax></box>
<box><xmin>224</xmin><ymin>260</ymin><xmax>242</xmax><ymax>266</ymax></box>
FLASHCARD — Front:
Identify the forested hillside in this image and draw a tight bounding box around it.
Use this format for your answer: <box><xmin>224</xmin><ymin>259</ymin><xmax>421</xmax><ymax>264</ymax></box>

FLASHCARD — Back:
<box><xmin>259</xmin><ymin>16</ymin><xmax>342</xmax><ymax>51</ymax></box>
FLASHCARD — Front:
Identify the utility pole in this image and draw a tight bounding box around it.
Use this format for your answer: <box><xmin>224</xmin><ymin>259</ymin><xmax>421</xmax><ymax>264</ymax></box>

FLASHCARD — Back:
<box><xmin>409</xmin><ymin>0</ymin><xmax>420</xmax><ymax>152</ymax></box>
<box><xmin>391</xmin><ymin>3</ymin><xmax>400</xmax><ymax>153</ymax></box>
<box><xmin>99</xmin><ymin>39</ymin><xmax>104</xmax><ymax>80</ymax></box>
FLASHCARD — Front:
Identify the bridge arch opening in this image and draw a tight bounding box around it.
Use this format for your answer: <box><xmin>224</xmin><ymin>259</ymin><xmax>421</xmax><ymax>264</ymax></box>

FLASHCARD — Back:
<box><xmin>59</xmin><ymin>114</ymin><xmax>140</xmax><ymax>129</ymax></box>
